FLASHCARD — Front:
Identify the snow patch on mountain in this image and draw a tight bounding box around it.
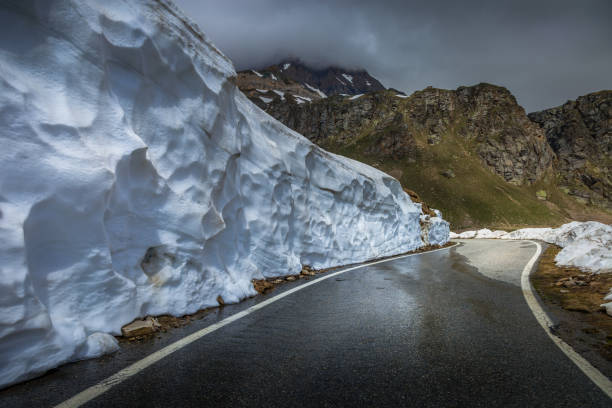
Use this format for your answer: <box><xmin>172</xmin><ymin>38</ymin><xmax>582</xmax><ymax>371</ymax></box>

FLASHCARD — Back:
<box><xmin>342</xmin><ymin>73</ymin><xmax>354</xmax><ymax>84</ymax></box>
<box><xmin>0</xmin><ymin>0</ymin><xmax>448</xmax><ymax>388</ymax></box>
<box><xmin>304</xmin><ymin>83</ymin><xmax>327</xmax><ymax>98</ymax></box>
<box><xmin>294</xmin><ymin>95</ymin><xmax>312</xmax><ymax>105</ymax></box>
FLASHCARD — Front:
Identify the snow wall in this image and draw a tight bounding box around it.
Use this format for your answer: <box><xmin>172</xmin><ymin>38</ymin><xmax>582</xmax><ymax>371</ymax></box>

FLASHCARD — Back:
<box><xmin>0</xmin><ymin>0</ymin><xmax>449</xmax><ymax>387</ymax></box>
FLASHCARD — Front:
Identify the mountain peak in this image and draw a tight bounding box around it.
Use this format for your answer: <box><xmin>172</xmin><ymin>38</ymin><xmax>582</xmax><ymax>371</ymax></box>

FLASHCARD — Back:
<box><xmin>240</xmin><ymin>59</ymin><xmax>385</xmax><ymax>96</ymax></box>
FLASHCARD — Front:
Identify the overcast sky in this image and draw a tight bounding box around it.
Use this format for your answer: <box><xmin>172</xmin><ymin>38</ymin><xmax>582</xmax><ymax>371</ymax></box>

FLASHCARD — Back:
<box><xmin>174</xmin><ymin>0</ymin><xmax>611</xmax><ymax>112</ymax></box>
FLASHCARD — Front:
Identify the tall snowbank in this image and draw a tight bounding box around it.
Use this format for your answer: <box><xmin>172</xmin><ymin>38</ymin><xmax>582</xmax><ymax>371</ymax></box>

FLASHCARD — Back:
<box><xmin>0</xmin><ymin>0</ymin><xmax>448</xmax><ymax>388</ymax></box>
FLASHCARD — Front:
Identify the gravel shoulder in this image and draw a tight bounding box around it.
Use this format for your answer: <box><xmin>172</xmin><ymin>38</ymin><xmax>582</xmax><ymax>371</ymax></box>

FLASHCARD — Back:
<box><xmin>532</xmin><ymin>244</ymin><xmax>612</xmax><ymax>378</ymax></box>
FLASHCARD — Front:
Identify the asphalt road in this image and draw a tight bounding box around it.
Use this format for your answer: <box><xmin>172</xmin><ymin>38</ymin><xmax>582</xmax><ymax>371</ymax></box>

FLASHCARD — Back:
<box><xmin>1</xmin><ymin>240</ymin><xmax>610</xmax><ymax>407</ymax></box>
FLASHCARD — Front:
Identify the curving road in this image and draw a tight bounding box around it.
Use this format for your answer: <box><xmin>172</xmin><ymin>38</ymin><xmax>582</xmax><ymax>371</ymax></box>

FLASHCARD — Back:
<box><xmin>1</xmin><ymin>240</ymin><xmax>610</xmax><ymax>407</ymax></box>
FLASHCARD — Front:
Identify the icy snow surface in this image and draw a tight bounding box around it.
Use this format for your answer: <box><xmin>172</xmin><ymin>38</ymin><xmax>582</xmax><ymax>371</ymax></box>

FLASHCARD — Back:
<box><xmin>0</xmin><ymin>0</ymin><xmax>449</xmax><ymax>388</ymax></box>
<box><xmin>259</xmin><ymin>96</ymin><xmax>273</xmax><ymax>104</ymax></box>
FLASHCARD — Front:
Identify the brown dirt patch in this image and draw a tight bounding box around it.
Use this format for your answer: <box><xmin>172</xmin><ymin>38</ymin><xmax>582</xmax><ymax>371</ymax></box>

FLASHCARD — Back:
<box><xmin>531</xmin><ymin>245</ymin><xmax>612</xmax><ymax>370</ymax></box>
<box><xmin>403</xmin><ymin>187</ymin><xmax>436</xmax><ymax>217</ymax></box>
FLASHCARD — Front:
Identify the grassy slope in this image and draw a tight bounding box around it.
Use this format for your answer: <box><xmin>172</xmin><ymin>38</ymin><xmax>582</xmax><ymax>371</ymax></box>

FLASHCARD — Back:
<box><xmin>320</xmin><ymin>104</ymin><xmax>610</xmax><ymax>230</ymax></box>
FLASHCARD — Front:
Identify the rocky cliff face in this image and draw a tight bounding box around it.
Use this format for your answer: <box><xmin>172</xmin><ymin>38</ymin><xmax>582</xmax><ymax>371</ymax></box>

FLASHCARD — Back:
<box><xmin>255</xmin><ymin>83</ymin><xmax>554</xmax><ymax>186</ymax></box>
<box><xmin>528</xmin><ymin>91</ymin><xmax>611</xmax><ymax>209</ymax></box>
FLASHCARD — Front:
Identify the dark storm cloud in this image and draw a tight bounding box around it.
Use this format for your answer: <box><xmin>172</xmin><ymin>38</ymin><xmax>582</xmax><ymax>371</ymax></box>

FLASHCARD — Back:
<box><xmin>174</xmin><ymin>0</ymin><xmax>611</xmax><ymax>112</ymax></box>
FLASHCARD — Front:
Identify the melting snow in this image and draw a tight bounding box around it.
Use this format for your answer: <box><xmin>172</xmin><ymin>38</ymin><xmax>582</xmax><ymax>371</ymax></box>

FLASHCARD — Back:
<box><xmin>256</xmin><ymin>89</ymin><xmax>268</xmax><ymax>93</ymax></box>
<box><xmin>451</xmin><ymin>222</ymin><xmax>612</xmax><ymax>273</ymax></box>
<box><xmin>396</xmin><ymin>94</ymin><xmax>409</xmax><ymax>98</ymax></box>
<box><xmin>349</xmin><ymin>94</ymin><xmax>363</xmax><ymax>100</ymax></box>
<box><xmin>270</xmin><ymin>73</ymin><xmax>277</xmax><ymax>80</ymax></box>
<box><xmin>251</xmin><ymin>69</ymin><xmax>263</xmax><ymax>77</ymax></box>
<box><xmin>259</xmin><ymin>96</ymin><xmax>273</xmax><ymax>103</ymax></box>
<box><xmin>342</xmin><ymin>73</ymin><xmax>354</xmax><ymax>84</ymax></box>
<box><xmin>0</xmin><ymin>0</ymin><xmax>449</xmax><ymax>388</ymax></box>
<box><xmin>282</xmin><ymin>63</ymin><xmax>291</xmax><ymax>71</ymax></box>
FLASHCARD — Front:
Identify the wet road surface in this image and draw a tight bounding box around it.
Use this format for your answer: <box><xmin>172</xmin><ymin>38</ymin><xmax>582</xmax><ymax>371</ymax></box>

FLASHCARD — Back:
<box><xmin>1</xmin><ymin>240</ymin><xmax>610</xmax><ymax>407</ymax></box>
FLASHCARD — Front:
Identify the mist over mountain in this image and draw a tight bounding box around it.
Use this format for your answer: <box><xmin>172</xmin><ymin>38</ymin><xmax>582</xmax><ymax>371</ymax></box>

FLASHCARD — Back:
<box><xmin>174</xmin><ymin>0</ymin><xmax>612</xmax><ymax>112</ymax></box>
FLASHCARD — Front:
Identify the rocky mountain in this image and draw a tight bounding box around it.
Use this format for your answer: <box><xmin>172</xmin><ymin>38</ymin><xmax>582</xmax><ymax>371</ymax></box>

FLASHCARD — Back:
<box><xmin>263</xmin><ymin>83</ymin><xmax>554</xmax><ymax>186</ymax></box>
<box><xmin>529</xmin><ymin>91</ymin><xmax>611</xmax><ymax>209</ymax></box>
<box><xmin>236</xmin><ymin>60</ymin><xmax>384</xmax><ymax>100</ymax></box>
<box><xmin>234</xmin><ymin>69</ymin><xmax>325</xmax><ymax>110</ymax></box>
<box><xmin>238</xmin><ymin>76</ymin><xmax>612</xmax><ymax>228</ymax></box>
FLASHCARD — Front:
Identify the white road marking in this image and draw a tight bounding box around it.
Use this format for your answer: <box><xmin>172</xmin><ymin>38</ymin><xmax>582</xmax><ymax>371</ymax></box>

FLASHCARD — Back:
<box><xmin>520</xmin><ymin>240</ymin><xmax>612</xmax><ymax>399</ymax></box>
<box><xmin>55</xmin><ymin>244</ymin><xmax>458</xmax><ymax>408</ymax></box>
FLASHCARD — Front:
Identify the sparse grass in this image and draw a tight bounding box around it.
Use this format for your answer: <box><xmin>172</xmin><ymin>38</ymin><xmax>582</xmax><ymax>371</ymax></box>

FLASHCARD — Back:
<box><xmin>310</xmin><ymin>90</ymin><xmax>612</xmax><ymax>230</ymax></box>
<box><xmin>323</xmin><ymin>123</ymin><xmax>579</xmax><ymax>230</ymax></box>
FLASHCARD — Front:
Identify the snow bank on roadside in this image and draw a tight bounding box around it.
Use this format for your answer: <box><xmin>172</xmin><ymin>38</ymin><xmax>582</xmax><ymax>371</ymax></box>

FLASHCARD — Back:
<box><xmin>498</xmin><ymin>222</ymin><xmax>612</xmax><ymax>273</ymax></box>
<box><xmin>451</xmin><ymin>222</ymin><xmax>612</xmax><ymax>314</ymax></box>
<box><xmin>451</xmin><ymin>222</ymin><xmax>611</xmax><ymax>273</ymax></box>
<box><xmin>450</xmin><ymin>229</ymin><xmax>507</xmax><ymax>239</ymax></box>
<box><xmin>0</xmin><ymin>0</ymin><xmax>448</xmax><ymax>388</ymax></box>
<box><xmin>420</xmin><ymin>210</ymin><xmax>451</xmax><ymax>246</ymax></box>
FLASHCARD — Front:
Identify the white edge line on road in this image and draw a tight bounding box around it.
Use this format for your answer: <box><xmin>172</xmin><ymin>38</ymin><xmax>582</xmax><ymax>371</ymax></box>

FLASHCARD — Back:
<box><xmin>521</xmin><ymin>240</ymin><xmax>612</xmax><ymax>399</ymax></box>
<box><xmin>55</xmin><ymin>243</ymin><xmax>458</xmax><ymax>408</ymax></box>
